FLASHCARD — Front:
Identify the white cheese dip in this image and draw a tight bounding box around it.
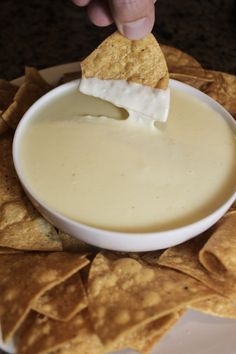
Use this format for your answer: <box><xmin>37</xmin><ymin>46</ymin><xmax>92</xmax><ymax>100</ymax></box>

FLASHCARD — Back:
<box><xmin>18</xmin><ymin>87</ymin><xmax>236</xmax><ymax>232</ymax></box>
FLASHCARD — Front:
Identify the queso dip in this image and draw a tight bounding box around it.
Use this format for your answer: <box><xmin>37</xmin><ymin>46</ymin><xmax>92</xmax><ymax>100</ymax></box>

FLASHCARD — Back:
<box><xmin>18</xmin><ymin>85</ymin><xmax>236</xmax><ymax>232</ymax></box>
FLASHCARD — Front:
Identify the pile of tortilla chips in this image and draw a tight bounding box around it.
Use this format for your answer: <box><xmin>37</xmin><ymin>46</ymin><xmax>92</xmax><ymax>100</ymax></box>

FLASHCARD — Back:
<box><xmin>0</xmin><ymin>36</ymin><xmax>236</xmax><ymax>354</ymax></box>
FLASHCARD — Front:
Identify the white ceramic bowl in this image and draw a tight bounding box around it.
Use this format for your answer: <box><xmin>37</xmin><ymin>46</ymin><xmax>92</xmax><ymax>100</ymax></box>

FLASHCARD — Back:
<box><xmin>13</xmin><ymin>79</ymin><xmax>236</xmax><ymax>252</ymax></box>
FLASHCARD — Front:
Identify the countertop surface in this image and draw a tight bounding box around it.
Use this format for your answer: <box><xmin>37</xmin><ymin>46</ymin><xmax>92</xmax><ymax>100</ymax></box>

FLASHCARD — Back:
<box><xmin>0</xmin><ymin>0</ymin><xmax>236</xmax><ymax>353</ymax></box>
<box><xmin>0</xmin><ymin>0</ymin><xmax>236</xmax><ymax>81</ymax></box>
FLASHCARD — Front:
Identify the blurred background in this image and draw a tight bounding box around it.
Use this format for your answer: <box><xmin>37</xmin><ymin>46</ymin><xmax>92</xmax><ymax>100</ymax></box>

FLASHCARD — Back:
<box><xmin>0</xmin><ymin>0</ymin><xmax>235</xmax><ymax>80</ymax></box>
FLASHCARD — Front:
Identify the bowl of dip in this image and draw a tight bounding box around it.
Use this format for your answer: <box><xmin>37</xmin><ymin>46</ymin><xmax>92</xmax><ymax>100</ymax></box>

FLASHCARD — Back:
<box><xmin>13</xmin><ymin>79</ymin><xmax>236</xmax><ymax>251</ymax></box>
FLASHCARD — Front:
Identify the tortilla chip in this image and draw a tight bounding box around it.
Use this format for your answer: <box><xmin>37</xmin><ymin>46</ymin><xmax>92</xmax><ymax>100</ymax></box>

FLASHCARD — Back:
<box><xmin>0</xmin><ymin>198</ymin><xmax>37</xmax><ymax>230</ymax></box>
<box><xmin>33</xmin><ymin>271</ymin><xmax>88</xmax><ymax>321</ymax></box>
<box><xmin>0</xmin><ymin>134</ymin><xmax>24</xmax><ymax>206</ymax></box>
<box><xmin>199</xmin><ymin>211</ymin><xmax>236</xmax><ymax>276</ymax></box>
<box><xmin>160</xmin><ymin>44</ymin><xmax>202</xmax><ymax>70</ymax></box>
<box><xmin>59</xmin><ymin>231</ymin><xmax>95</xmax><ymax>253</ymax></box>
<box><xmin>24</xmin><ymin>67</ymin><xmax>52</xmax><ymax>92</ymax></box>
<box><xmin>81</xmin><ymin>31</ymin><xmax>169</xmax><ymax>89</ymax></box>
<box><xmin>2</xmin><ymin>67</ymin><xmax>51</xmax><ymax>130</ymax></box>
<box><xmin>202</xmin><ymin>70</ymin><xmax>236</xmax><ymax>118</ymax></box>
<box><xmin>0</xmin><ymin>217</ymin><xmax>62</xmax><ymax>251</ymax></box>
<box><xmin>2</xmin><ymin>83</ymin><xmax>46</xmax><ymax>129</ymax></box>
<box><xmin>0</xmin><ymin>246</ymin><xmax>23</xmax><ymax>254</ymax></box>
<box><xmin>109</xmin><ymin>312</ymin><xmax>182</xmax><ymax>354</ymax></box>
<box><xmin>0</xmin><ymin>115</ymin><xmax>8</xmax><ymax>135</ymax></box>
<box><xmin>190</xmin><ymin>295</ymin><xmax>236</xmax><ymax>319</ymax></box>
<box><xmin>0</xmin><ymin>252</ymin><xmax>89</xmax><ymax>341</ymax></box>
<box><xmin>17</xmin><ymin>310</ymin><xmax>104</xmax><ymax>354</ymax></box>
<box><xmin>58</xmin><ymin>71</ymin><xmax>81</xmax><ymax>85</ymax></box>
<box><xmin>0</xmin><ymin>79</ymin><xmax>18</xmax><ymax>110</ymax></box>
<box><xmin>87</xmin><ymin>252</ymin><xmax>214</xmax><ymax>345</ymax></box>
<box><xmin>157</xmin><ymin>232</ymin><xmax>236</xmax><ymax>299</ymax></box>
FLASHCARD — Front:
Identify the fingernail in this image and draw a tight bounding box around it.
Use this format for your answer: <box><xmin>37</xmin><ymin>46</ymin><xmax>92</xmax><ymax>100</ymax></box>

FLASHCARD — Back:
<box><xmin>121</xmin><ymin>17</ymin><xmax>151</xmax><ymax>40</ymax></box>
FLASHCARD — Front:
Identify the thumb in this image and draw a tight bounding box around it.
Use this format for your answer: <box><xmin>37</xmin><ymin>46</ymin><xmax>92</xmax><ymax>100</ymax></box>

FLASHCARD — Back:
<box><xmin>108</xmin><ymin>0</ymin><xmax>155</xmax><ymax>40</ymax></box>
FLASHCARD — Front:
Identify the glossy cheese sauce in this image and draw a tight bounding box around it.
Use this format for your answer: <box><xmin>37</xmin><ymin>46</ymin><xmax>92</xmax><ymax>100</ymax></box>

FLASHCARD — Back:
<box><xmin>19</xmin><ymin>87</ymin><xmax>236</xmax><ymax>232</ymax></box>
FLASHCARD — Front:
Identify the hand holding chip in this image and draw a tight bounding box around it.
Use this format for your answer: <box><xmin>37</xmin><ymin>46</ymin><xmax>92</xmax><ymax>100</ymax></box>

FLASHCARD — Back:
<box><xmin>72</xmin><ymin>0</ymin><xmax>156</xmax><ymax>40</ymax></box>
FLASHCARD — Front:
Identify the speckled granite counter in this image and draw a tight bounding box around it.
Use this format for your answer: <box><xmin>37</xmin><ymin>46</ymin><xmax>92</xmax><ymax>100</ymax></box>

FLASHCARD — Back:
<box><xmin>0</xmin><ymin>0</ymin><xmax>235</xmax><ymax>81</ymax></box>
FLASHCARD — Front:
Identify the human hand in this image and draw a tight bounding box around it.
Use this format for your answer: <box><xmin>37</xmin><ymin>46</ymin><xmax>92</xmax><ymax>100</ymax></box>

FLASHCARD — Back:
<box><xmin>72</xmin><ymin>0</ymin><xmax>156</xmax><ymax>40</ymax></box>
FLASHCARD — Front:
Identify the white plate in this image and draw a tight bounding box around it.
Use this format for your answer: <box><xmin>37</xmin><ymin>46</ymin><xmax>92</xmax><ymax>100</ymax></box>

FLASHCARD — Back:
<box><xmin>1</xmin><ymin>63</ymin><xmax>236</xmax><ymax>354</ymax></box>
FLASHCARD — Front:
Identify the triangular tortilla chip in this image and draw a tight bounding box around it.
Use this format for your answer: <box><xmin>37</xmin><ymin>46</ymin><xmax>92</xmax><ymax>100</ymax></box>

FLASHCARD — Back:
<box><xmin>203</xmin><ymin>70</ymin><xmax>236</xmax><ymax>119</ymax></box>
<box><xmin>0</xmin><ymin>79</ymin><xmax>18</xmax><ymax>111</ymax></box>
<box><xmin>0</xmin><ymin>134</ymin><xmax>24</xmax><ymax>207</ymax></box>
<box><xmin>190</xmin><ymin>295</ymin><xmax>236</xmax><ymax>319</ymax></box>
<box><xmin>33</xmin><ymin>271</ymin><xmax>88</xmax><ymax>321</ymax></box>
<box><xmin>109</xmin><ymin>312</ymin><xmax>182</xmax><ymax>354</ymax></box>
<box><xmin>0</xmin><ymin>217</ymin><xmax>62</xmax><ymax>251</ymax></box>
<box><xmin>81</xmin><ymin>31</ymin><xmax>168</xmax><ymax>89</ymax></box>
<box><xmin>157</xmin><ymin>231</ymin><xmax>236</xmax><ymax>299</ymax></box>
<box><xmin>59</xmin><ymin>231</ymin><xmax>95</xmax><ymax>253</ymax></box>
<box><xmin>2</xmin><ymin>67</ymin><xmax>52</xmax><ymax>130</ymax></box>
<box><xmin>87</xmin><ymin>252</ymin><xmax>214</xmax><ymax>345</ymax></box>
<box><xmin>0</xmin><ymin>252</ymin><xmax>89</xmax><ymax>341</ymax></box>
<box><xmin>0</xmin><ymin>115</ymin><xmax>8</xmax><ymax>135</ymax></box>
<box><xmin>0</xmin><ymin>198</ymin><xmax>37</xmax><ymax>230</ymax></box>
<box><xmin>17</xmin><ymin>310</ymin><xmax>104</xmax><ymax>354</ymax></box>
<box><xmin>199</xmin><ymin>211</ymin><xmax>236</xmax><ymax>276</ymax></box>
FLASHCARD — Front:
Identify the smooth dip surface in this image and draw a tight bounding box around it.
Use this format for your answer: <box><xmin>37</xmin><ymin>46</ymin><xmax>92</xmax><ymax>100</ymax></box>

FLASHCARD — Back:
<box><xmin>18</xmin><ymin>85</ymin><xmax>236</xmax><ymax>232</ymax></box>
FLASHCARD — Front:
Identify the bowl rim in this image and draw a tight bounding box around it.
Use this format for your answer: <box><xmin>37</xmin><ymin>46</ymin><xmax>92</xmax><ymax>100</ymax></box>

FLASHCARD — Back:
<box><xmin>13</xmin><ymin>79</ymin><xmax>236</xmax><ymax>240</ymax></box>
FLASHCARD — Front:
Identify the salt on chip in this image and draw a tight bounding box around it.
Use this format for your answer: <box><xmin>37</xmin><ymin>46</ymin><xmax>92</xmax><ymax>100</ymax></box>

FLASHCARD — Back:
<box><xmin>33</xmin><ymin>271</ymin><xmax>88</xmax><ymax>321</ymax></box>
<box><xmin>81</xmin><ymin>31</ymin><xmax>169</xmax><ymax>89</ymax></box>
<box><xmin>190</xmin><ymin>295</ymin><xmax>236</xmax><ymax>319</ymax></box>
<box><xmin>157</xmin><ymin>231</ymin><xmax>236</xmax><ymax>299</ymax></box>
<box><xmin>199</xmin><ymin>211</ymin><xmax>236</xmax><ymax>276</ymax></box>
<box><xmin>17</xmin><ymin>310</ymin><xmax>104</xmax><ymax>354</ymax></box>
<box><xmin>87</xmin><ymin>252</ymin><xmax>214</xmax><ymax>345</ymax></box>
<box><xmin>0</xmin><ymin>134</ymin><xmax>24</xmax><ymax>207</ymax></box>
<box><xmin>0</xmin><ymin>252</ymin><xmax>89</xmax><ymax>341</ymax></box>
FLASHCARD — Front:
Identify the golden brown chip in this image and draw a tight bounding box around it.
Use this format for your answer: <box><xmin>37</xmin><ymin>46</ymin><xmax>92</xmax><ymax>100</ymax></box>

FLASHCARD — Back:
<box><xmin>157</xmin><ymin>231</ymin><xmax>236</xmax><ymax>299</ymax></box>
<box><xmin>199</xmin><ymin>211</ymin><xmax>236</xmax><ymax>276</ymax></box>
<box><xmin>87</xmin><ymin>252</ymin><xmax>214</xmax><ymax>345</ymax></box>
<box><xmin>160</xmin><ymin>44</ymin><xmax>202</xmax><ymax>70</ymax></box>
<box><xmin>202</xmin><ymin>70</ymin><xmax>236</xmax><ymax>119</ymax></box>
<box><xmin>0</xmin><ymin>115</ymin><xmax>8</xmax><ymax>135</ymax></box>
<box><xmin>0</xmin><ymin>246</ymin><xmax>23</xmax><ymax>254</ymax></box>
<box><xmin>190</xmin><ymin>295</ymin><xmax>236</xmax><ymax>319</ymax></box>
<box><xmin>0</xmin><ymin>252</ymin><xmax>89</xmax><ymax>341</ymax></box>
<box><xmin>0</xmin><ymin>134</ymin><xmax>24</xmax><ymax>206</ymax></box>
<box><xmin>2</xmin><ymin>67</ymin><xmax>52</xmax><ymax>130</ymax></box>
<box><xmin>110</xmin><ymin>312</ymin><xmax>182</xmax><ymax>354</ymax></box>
<box><xmin>0</xmin><ymin>198</ymin><xmax>37</xmax><ymax>230</ymax></box>
<box><xmin>0</xmin><ymin>79</ymin><xmax>18</xmax><ymax>110</ymax></box>
<box><xmin>17</xmin><ymin>310</ymin><xmax>104</xmax><ymax>354</ymax></box>
<box><xmin>33</xmin><ymin>271</ymin><xmax>88</xmax><ymax>321</ymax></box>
<box><xmin>58</xmin><ymin>71</ymin><xmax>81</xmax><ymax>85</ymax></box>
<box><xmin>81</xmin><ymin>31</ymin><xmax>169</xmax><ymax>89</ymax></box>
<box><xmin>2</xmin><ymin>82</ymin><xmax>46</xmax><ymax>129</ymax></box>
<box><xmin>24</xmin><ymin>66</ymin><xmax>52</xmax><ymax>92</ymax></box>
<box><xmin>59</xmin><ymin>231</ymin><xmax>95</xmax><ymax>253</ymax></box>
<box><xmin>170</xmin><ymin>70</ymin><xmax>214</xmax><ymax>90</ymax></box>
<box><xmin>0</xmin><ymin>217</ymin><xmax>62</xmax><ymax>251</ymax></box>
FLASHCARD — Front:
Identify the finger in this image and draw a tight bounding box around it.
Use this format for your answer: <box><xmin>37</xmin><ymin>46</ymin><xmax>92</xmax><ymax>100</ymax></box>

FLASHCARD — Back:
<box><xmin>108</xmin><ymin>0</ymin><xmax>155</xmax><ymax>40</ymax></box>
<box><xmin>88</xmin><ymin>0</ymin><xmax>113</xmax><ymax>27</ymax></box>
<box><xmin>72</xmin><ymin>0</ymin><xmax>91</xmax><ymax>6</ymax></box>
